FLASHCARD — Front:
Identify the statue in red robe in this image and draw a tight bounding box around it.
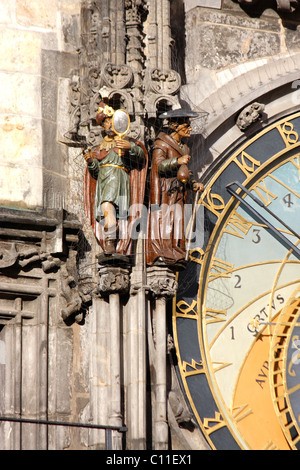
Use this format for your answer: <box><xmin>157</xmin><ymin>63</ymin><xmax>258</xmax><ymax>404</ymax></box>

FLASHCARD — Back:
<box><xmin>146</xmin><ymin>109</ymin><xmax>204</xmax><ymax>269</ymax></box>
<box><xmin>83</xmin><ymin>103</ymin><xmax>148</xmax><ymax>262</ymax></box>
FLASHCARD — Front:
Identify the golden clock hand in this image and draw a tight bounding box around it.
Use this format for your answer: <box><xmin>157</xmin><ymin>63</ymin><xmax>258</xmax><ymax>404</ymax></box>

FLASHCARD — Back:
<box><xmin>249</xmin><ymin>318</ymin><xmax>276</xmax><ymax>329</ymax></box>
<box><xmin>226</xmin><ymin>182</ymin><xmax>300</xmax><ymax>259</ymax></box>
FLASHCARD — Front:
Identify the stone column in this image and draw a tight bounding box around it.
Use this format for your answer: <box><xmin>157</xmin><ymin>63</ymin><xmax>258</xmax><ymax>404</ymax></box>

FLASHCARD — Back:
<box><xmin>88</xmin><ymin>296</ymin><xmax>110</xmax><ymax>450</ymax></box>
<box><xmin>97</xmin><ymin>264</ymin><xmax>130</xmax><ymax>450</ymax></box>
<box><xmin>125</xmin><ymin>240</ymin><xmax>147</xmax><ymax>450</ymax></box>
<box><xmin>146</xmin><ymin>0</ymin><xmax>172</xmax><ymax>71</ymax></box>
<box><xmin>147</xmin><ymin>266</ymin><xmax>177</xmax><ymax>451</ymax></box>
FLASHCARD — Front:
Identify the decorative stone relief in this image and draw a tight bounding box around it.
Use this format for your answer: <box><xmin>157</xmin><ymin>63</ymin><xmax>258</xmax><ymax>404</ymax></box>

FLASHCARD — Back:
<box><xmin>68</xmin><ymin>0</ymin><xmax>184</xmax><ymax>147</ymax></box>
<box><xmin>236</xmin><ymin>102</ymin><xmax>265</xmax><ymax>131</ymax></box>
<box><xmin>0</xmin><ymin>208</ymin><xmax>89</xmax><ymax>327</ymax></box>
<box><xmin>0</xmin><ymin>242</ymin><xmax>62</xmax><ymax>272</ymax></box>
<box><xmin>145</xmin><ymin>69</ymin><xmax>181</xmax><ymax>96</ymax></box>
<box><xmin>147</xmin><ymin>266</ymin><xmax>178</xmax><ymax>299</ymax></box>
<box><xmin>144</xmin><ymin>68</ymin><xmax>181</xmax><ymax>119</ymax></box>
<box><xmin>98</xmin><ymin>265</ymin><xmax>131</xmax><ymax>295</ymax></box>
<box><xmin>101</xmin><ymin>63</ymin><xmax>134</xmax><ymax>89</ymax></box>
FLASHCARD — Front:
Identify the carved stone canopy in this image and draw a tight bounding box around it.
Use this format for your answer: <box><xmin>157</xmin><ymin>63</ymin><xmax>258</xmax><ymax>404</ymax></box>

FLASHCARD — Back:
<box><xmin>237</xmin><ymin>0</ymin><xmax>300</xmax><ymax>11</ymax></box>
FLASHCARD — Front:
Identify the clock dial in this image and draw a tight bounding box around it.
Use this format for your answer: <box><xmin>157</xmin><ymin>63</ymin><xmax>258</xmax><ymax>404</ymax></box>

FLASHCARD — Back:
<box><xmin>173</xmin><ymin>113</ymin><xmax>300</xmax><ymax>450</ymax></box>
<box><xmin>270</xmin><ymin>285</ymin><xmax>300</xmax><ymax>449</ymax></box>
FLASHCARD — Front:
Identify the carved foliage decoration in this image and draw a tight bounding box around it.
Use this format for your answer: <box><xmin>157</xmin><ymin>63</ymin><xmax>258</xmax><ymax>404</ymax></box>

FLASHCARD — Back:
<box><xmin>145</xmin><ymin>68</ymin><xmax>181</xmax><ymax>96</ymax></box>
<box><xmin>101</xmin><ymin>63</ymin><xmax>134</xmax><ymax>89</ymax></box>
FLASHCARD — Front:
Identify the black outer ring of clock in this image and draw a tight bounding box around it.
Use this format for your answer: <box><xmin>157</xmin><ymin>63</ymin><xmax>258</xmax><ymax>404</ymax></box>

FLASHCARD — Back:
<box><xmin>173</xmin><ymin>112</ymin><xmax>300</xmax><ymax>450</ymax></box>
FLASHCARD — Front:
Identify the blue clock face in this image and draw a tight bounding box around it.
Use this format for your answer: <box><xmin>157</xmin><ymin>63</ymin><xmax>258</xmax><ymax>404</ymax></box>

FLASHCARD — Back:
<box><xmin>173</xmin><ymin>113</ymin><xmax>300</xmax><ymax>450</ymax></box>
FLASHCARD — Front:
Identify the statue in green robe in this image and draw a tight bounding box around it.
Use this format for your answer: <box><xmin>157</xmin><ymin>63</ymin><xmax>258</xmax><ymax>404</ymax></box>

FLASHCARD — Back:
<box><xmin>83</xmin><ymin>103</ymin><xmax>147</xmax><ymax>258</ymax></box>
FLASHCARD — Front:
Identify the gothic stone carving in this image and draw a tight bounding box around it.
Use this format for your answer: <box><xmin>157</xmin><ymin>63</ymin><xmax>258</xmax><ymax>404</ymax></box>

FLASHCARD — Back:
<box><xmin>236</xmin><ymin>102</ymin><xmax>265</xmax><ymax>131</ymax></box>
<box><xmin>145</xmin><ymin>69</ymin><xmax>181</xmax><ymax>96</ymax></box>
<box><xmin>98</xmin><ymin>265</ymin><xmax>131</xmax><ymax>295</ymax></box>
<box><xmin>101</xmin><ymin>63</ymin><xmax>133</xmax><ymax>89</ymax></box>
<box><xmin>0</xmin><ymin>242</ymin><xmax>62</xmax><ymax>272</ymax></box>
<box><xmin>60</xmin><ymin>267</ymin><xmax>94</xmax><ymax>324</ymax></box>
<box><xmin>0</xmin><ymin>208</ymin><xmax>88</xmax><ymax>326</ymax></box>
<box><xmin>144</xmin><ymin>68</ymin><xmax>181</xmax><ymax>118</ymax></box>
<box><xmin>147</xmin><ymin>267</ymin><xmax>178</xmax><ymax>299</ymax></box>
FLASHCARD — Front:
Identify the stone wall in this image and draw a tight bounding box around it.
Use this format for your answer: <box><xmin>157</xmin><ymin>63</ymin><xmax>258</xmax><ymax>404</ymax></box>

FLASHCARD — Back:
<box><xmin>1</xmin><ymin>0</ymin><xmax>300</xmax><ymax>451</ymax></box>
<box><xmin>0</xmin><ymin>0</ymin><xmax>94</xmax><ymax>451</ymax></box>
<box><xmin>0</xmin><ymin>0</ymin><xmax>80</xmax><ymax>211</ymax></box>
<box><xmin>183</xmin><ymin>1</ymin><xmax>300</xmax><ymax>108</ymax></box>
<box><xmin>181</xmin><ymin>1</ymin><xmax>300</xmax><ymax>182</ymax></box>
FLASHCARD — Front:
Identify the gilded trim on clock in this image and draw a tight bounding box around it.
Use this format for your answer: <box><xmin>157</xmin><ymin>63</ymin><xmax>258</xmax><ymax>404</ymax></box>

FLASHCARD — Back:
<box><xmin>172</xmin><ymin>113</ymin><xmax>300</xmax><ymax>450</ymax></box>
<box><xmin>199</xmin><ymin>154</ymin><xmax>300</xmax><ymax>447</ymax></box>
<box><xmin>270</xmin><ymin>286</ymin><xmax>300</xmax><ymax>449</ymax></box>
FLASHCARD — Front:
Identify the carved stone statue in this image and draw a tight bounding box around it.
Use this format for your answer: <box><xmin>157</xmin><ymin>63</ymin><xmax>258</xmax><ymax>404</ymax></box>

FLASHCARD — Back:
<box><xmin>146</xmin><ymin>109</ymin><xmax>204</xmax><ymax>269</ymax></box>
<box><xmin>83</xmin><ymin>102</ymin><xmax>148</xmax><ymax>261</ymax></box>
<box><xmin>236</xmin><ymin>102</ymin><xmax>265</xmax><ymax>131</ymax></box>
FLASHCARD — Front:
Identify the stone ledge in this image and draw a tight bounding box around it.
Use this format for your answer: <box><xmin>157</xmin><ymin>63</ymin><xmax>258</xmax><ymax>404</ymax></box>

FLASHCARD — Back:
<box><xmin>185</xmin><ymin>0</ymin><xmax>221</xmax><ymax>12</ymax></box>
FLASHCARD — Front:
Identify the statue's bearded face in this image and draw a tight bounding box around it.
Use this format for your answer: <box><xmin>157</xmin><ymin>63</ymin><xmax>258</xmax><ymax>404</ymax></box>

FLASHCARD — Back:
<box><xmin>169</xmin><ymin>119</ymin><xmax>192</xmax><ymax>140</ymax></box>
<box><xmin>176</xmin><ymin>121</ymin><xmax>192</xmax><ymax>139</ymax></box>
<box><xmin>103</xmin><ymin>117</ymin><xmax>115</xmax><ymax>137</ymax></box>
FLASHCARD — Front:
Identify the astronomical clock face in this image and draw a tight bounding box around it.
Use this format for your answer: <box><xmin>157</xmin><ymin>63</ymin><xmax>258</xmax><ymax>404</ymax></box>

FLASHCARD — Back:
<box><xmin>173</xmin><ymin>113</ymin><xmax>300</xmax><ymax>450</ymax></box>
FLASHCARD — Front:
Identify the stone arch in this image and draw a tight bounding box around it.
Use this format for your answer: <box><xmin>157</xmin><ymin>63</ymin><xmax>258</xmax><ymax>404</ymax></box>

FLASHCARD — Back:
<box><xmin>187</xmin><ymin>52</ymin><xmax>300</xmax><ymax>181</ymax></box>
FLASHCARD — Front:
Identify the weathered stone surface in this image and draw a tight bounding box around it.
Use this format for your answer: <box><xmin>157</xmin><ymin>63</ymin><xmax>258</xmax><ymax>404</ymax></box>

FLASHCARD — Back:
<box><xmin>285</xmin><ymin>24</ymin><xmax>300</xmax><ymax>50</ymax></box>
<box><xmin>0</xmin><ymin>28</ymin><xmax>41</xmax><ymax>74</ymax></box>
<box><xmin>185</xmin><ymin>0</ymin><xmax>221</xmax><ymax>11</ymax></box>
<box><xmin>16</xmin><ymin>0</ymin><xmax>58</xmax><ymax>29</ymax></box>
<box><xmin>186</xmin><ymin>15</ymin><xmax>281</xmax><ymax>71</ymax></box>
<box><xmin>0</xmin><ymin>2</ymin><xmax>13</xmax><ymax>24</ymax></box>
<box><xmin>0</xmin><ymin>114</ymin><xmax>43</xmax><ymax>208</ymax></box>
<box><xmin>0</xmin><ymin>72</ymin><xmax>41</xmax><ymax>117</ymax></box>
<box><xmin>199</xmin><ymin>8</ymin><xmax>281</xmax><ymax>31</ymax></box>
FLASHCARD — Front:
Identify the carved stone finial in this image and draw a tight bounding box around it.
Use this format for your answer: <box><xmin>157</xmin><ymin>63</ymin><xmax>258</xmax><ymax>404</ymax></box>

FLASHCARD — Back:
<box><xmin>236</xmin><ymin>102</ymin><xmax>265</xmax><ymax>131</ymax></box>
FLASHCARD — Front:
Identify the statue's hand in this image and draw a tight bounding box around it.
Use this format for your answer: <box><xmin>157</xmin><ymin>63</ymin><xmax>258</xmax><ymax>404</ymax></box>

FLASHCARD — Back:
<box><xmin>177</xmin><ymin>154</ymin><xmax>191</xmax><ymax>165</ymax></box>
<box><xmin>115</xmin><ymin>138</ymin><xmax>131</xmax><ymax>154</ymax></box>
<box><xmin>83</xmin><ymin>148</ymin><xmax>93</xmax><ymax>164</ymax></box>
